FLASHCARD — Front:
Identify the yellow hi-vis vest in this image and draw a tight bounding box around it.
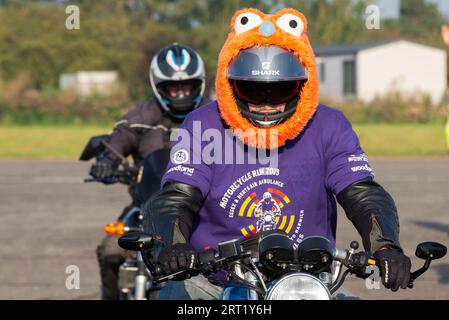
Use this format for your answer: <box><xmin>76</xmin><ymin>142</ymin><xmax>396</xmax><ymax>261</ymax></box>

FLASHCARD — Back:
<box><xmin>446</xmin><ymin>104</ymin><xmax>449</xmax><ymax>150</ymax></box>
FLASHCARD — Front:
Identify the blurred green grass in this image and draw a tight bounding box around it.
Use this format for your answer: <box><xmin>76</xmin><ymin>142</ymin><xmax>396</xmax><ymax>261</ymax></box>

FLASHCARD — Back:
<box><xmin>0</xmin><ymin>124</ymin><xmax>447</xmax><ymax>159</ymax></box>
<box><xmin>354</xmin><ymin>123</ymin><xmax>448</xmax><ymax>157</ymax></box>
<box><xmin>0</xmin><ymin>125</ymin><xmax>111</xmax><ymax>159</ymax></box>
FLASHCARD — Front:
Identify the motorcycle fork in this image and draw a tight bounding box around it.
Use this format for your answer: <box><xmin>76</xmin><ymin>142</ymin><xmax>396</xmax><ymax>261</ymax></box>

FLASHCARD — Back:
<box><xmin>235</xmin><ymin>264</ymin><xmax>260</xmax><ymax>300</ymax></box>
<box><xmin>134</xmin><ymin>251</ymin><xmax>148</xmax><ymax>300</ymax></box>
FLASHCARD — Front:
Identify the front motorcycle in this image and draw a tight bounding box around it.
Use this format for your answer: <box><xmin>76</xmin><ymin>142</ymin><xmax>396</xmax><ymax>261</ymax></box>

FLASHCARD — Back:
<box><xmin>118</xmin><ymin>230</ymin><xmax>447</xmax><ymax>300</ymax></box>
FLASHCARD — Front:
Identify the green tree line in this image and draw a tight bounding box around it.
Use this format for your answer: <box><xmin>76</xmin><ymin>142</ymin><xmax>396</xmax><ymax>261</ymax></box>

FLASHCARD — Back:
<box><xmin>0</xmin><ymin>0</ymin><xmax>446</xmax><ymax>124</ymax></box>
<box><xmin>0</xmin><ymin>0</ymin><xmax>446</xmax><ymax>97</ymax></box>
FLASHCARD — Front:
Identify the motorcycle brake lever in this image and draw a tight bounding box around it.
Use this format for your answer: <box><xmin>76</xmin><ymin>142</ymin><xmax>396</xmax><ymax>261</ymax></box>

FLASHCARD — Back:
<box><xmin>152</xmin><ymin>269</ymin><xmax>201</xmax><ymax>284</ymax></box>
<box><xmin>84</xmin><ymin>177</ymin><xmax>118</xmax><ymax>184</ymax></box>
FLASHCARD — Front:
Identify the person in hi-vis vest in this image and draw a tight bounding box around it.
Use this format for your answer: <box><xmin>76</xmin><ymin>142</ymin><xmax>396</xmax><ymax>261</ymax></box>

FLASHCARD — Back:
<box><xmin>441</xmin><ymin>25</ymin><xmax>449</xmax><ymax>151</ymax></box>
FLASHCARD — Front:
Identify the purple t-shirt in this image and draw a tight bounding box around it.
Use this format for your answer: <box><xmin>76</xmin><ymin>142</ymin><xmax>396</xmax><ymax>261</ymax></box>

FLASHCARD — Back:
<box><xmin>162</xmin><ymin>101</ymin><xmax>374</xmax><ymax>251</ymax></box>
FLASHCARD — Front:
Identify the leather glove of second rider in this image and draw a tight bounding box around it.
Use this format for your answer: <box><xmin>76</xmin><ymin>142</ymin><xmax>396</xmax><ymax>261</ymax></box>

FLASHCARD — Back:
<box><xmin>90</xmin><ymin>157</ymin><xmax>117</xmax><ymax>179</ymax></box>
<box><xmin>158</xmin><ymin>243</ymin><xmax>198</xmax><ymax>279</ymax></box>
<box><xmin>374</xmin><ymin>247</ymin><xmax>412</xmax><ymax>291</ymax></box>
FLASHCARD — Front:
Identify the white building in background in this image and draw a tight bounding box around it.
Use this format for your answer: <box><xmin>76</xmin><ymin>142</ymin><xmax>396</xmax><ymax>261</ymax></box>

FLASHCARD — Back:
<box><xmin>59</xmin><ymin>71</ymin><xmax>118</xmax><ymax>97</ymax></box>
<box><xmin>315</xmin><ymin>40</ymin><xmax>447</xmax><ymax>104</ymax></box>
<box><xmin>373</xmin><ymin>0</ymin><xmax>401</xmax><ymax>19</ymax></box>
<box><xmin>369</xmin><ymin>0</ymin><xmax>449</xmax><ymax>20</ymax></box>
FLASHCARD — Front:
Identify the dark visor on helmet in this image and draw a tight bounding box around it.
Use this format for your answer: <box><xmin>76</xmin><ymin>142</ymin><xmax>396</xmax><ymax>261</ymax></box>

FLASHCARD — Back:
<box><xmin>231</xmin><ymin>80</ymin><xmax>303</xmax><ymax>105</ymax></box>
<box><xmin>158</xmin><ymin>79</ymin><xmax>202</xmax><ymax>98</ymax></box>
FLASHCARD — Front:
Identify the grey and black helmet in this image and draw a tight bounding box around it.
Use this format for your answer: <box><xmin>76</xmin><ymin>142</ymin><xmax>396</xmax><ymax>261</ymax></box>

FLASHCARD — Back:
<box><xmin>150</xmin><ymin>43</ymin><xmax>206</xmax><ymax>119</ymax></box>
<box><xmin>228</xmin><ymin>45</ymin><xmax>308</xmax><ymax>127</ymax></box>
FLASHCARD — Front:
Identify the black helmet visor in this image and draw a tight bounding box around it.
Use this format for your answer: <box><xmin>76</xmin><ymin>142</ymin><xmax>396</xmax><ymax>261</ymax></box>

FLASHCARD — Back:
<box><xmin>231</xmin><ymin>80</ymin><xmax>303</xmax><ymax>105</ymax></box>
<box><xmin>157</xmin><ymin>79</ymin><xmax>203</xmax><ymax>114</ymax></box>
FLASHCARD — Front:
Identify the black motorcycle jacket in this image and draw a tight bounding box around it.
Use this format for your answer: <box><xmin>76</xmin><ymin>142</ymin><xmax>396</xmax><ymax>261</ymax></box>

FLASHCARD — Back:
<box><xmin>337</xmin><ymin>178</ymin><xmax>402</xmax><ymax>253</ymax></box>
<box><xmin>143</xmin><ymin>182</ymin><xmax>203</xmax><ymax>258</ymax></box>
<box><xmin>105</xmin><ymin>98</ymin><xmax>182</xmax><ymax>165</ymax></box>
<box><xmin>144</xmin><ymin>178</ymin><xmax>401</xmax><ymax>254</ymax></box>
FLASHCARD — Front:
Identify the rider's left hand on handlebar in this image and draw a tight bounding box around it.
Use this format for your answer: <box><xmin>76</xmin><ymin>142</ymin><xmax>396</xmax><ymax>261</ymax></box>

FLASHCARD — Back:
<box><xmin>374</xmin><ymin>246</ymin><xmax>412</xmax><ymax>292</ymax></box>
<box><xmin>89</xmin><ymin>158</ymin><xmax>117</xmax><ymax>179</ymax></box>
<box><xmin>158</xmin><ymin>243</ymin><xmax>198</xmax><ymax>279</ymax></box>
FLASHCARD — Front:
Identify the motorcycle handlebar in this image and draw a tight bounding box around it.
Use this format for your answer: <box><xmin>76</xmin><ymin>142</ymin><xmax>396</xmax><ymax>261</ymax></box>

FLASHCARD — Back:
<box><xmin>139</xmin><ymin>237</ymin><xmax>444</xmax><ymax>289</ymax></box>
<box><xmin>149</xmin><ymin>248</ymin><xmax>236</xmax><ymax>284</ymax></box>
<box><xmin>333</xmin><ymin>248</ymin><xmax>425</xmax><ymax>289</ymax></box>
<box><xmin>84</xmin><ymin>177</ymin><xmax>120</xmax><ymax>184</ymax></box>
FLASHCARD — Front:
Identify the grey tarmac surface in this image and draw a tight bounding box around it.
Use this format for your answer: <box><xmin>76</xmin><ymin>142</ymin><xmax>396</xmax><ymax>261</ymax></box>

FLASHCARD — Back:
<box><xmin>0</xmin><ymin>159</ymin><xmax>448</xmax><ymax>300</ymax></box>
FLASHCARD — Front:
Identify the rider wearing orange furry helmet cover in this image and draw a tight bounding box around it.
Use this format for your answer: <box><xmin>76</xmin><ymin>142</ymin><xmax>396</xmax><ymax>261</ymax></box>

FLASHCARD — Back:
<box><xmin>144</xmin><ymin>8</ymin><xmax>411</xmax><ymax>299</ymax></box>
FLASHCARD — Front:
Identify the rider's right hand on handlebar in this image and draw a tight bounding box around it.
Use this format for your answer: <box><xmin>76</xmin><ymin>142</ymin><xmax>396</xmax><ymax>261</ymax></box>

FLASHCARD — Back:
<box><xmin>89</xmin><ymin>158</ymin><xmax>117</xmax><ymax>179</ymax></box>
<box><xmin>158</xmin><ymin>243</ymin><xmax>198</xmax><ymax>280</ymax></box>
<box><xmin>374</xmin><ymin>246</ymin><xmax>412</xmax><ymax>292</ymax></box>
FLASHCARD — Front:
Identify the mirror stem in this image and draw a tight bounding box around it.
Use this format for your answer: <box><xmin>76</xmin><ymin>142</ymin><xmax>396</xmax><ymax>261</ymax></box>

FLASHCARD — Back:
<box><xmin>408</xmin><ymin>257</ymin><xmax>432</xmax><ymax>288</ymax></box>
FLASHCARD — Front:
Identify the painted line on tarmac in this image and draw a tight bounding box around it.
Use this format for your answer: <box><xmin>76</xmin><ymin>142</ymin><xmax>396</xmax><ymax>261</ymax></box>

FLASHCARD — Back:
<box><xmin>32</xmin><ymin>176</ymin><xmax>86</xmax><ymax>184</ymax></box>
<box><xmin>29</xmin><ymin>176</ymin><xmax>449</xmax><ymax>184</ymax></box>
<box><xmin>1</xmin><ymin>176</ymin><xmax>87</xmax><ymax>184</ymax></box>
<box><xmin>2</xmin><ymin>176</ymin><xmax>449</xmax><ymax>184</ymax></box>
<box><xmin>380</xmin><ymin>175</ymin><xmax>449</xmax><ymax>183</ymax></box>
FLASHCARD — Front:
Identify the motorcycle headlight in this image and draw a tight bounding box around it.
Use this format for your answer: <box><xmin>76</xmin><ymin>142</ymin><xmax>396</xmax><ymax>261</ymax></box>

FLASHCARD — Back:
<box><xmin>265</xmin><ymin>273</ymin><xmax>331</xmax><ymax>300</ymax></box>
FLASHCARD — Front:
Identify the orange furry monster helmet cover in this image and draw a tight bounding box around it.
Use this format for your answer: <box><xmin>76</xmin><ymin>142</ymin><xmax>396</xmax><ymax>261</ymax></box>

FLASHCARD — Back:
<box><xmin>216</xmin><ymin>8</ymin><xmax>319</xmax><ymax>149</ymax></box>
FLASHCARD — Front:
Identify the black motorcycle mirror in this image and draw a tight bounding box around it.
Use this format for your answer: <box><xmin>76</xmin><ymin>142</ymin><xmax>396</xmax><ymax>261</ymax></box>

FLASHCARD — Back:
<box><xmin>79</xmin><ymin>134</ymin><xmax>131</xmax><ymax>168</ymax></box>
<box><xmin>408</xmin><ymin>242</ymin><xmax>447</xmax><ymax>288</ymax></box>
<box><xmin>79</xmin><ymin>134</ymin><xmax>110</xmax><ymax>161</ymax></box>
<box><xmin>118</xmin><ymin>232</ymin><xmax>155</xmax><ymax>251</ymax></box>
<box><xmin>416</xmin><ymin>242</ymin><xmax>447</xmax><ymax>260</ymax></box>
<box><xmin>119</xmin><ymin>232</ymin><xmax>166</xmax><ymax>277</ymax></box>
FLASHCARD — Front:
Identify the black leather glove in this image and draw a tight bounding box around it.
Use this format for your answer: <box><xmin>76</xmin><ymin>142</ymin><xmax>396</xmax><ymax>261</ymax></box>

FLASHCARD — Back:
<box><xmin>90</xmin><ymin>158</ymin><xmax>117</xmax><ymax>179</ymax></box>
<box><xmin>374</xmin><ymin>247</ymin><xmax>412</xmax><ymax>292</ymax></box>
<box><xmin>158</xmin><ymin>243</ymin><xmax>198</xmax><ymax>279</ymax></box>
